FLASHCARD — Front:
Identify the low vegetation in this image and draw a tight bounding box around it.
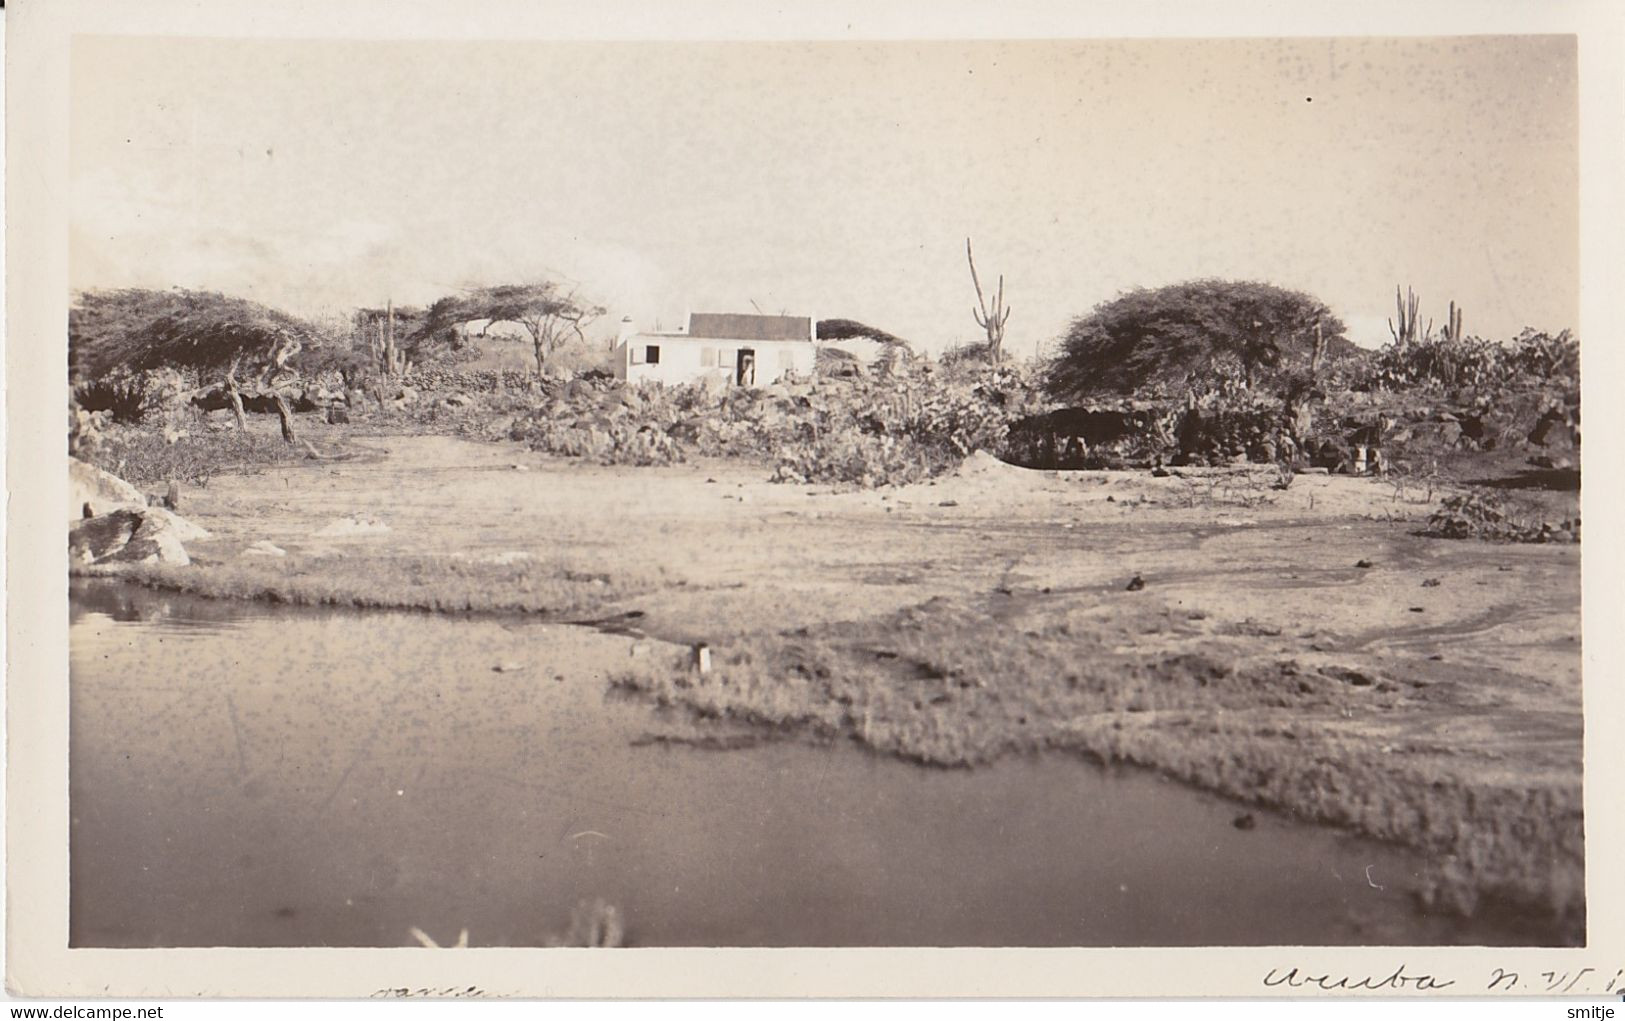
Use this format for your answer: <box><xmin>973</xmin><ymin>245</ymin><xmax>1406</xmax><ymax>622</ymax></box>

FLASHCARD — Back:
<box><xmin>1424</xmin><ymin>490</ymin><xmax>1580</xmax><ymax>544</ymax></box>
<box><xmin>87</xmin><ymin>420</ymin><xmax>310</xmax><ymax>488</ymax></box>
<box><xmin>84</xmin><ymin>552</ymin><xmax>664</xmax><ymax>617</ymax></box>
<box><xmin>613</xmin><ymin>595</ymin><xmax>1583</xmax><ymax>938</ymax></box>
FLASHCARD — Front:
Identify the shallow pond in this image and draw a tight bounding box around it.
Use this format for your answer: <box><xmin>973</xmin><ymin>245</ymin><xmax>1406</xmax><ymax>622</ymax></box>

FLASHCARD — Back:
<box><xmin>70</xmin><ymin>580</ymin><xmax>1531</xmax><ymax>947</ymax></box>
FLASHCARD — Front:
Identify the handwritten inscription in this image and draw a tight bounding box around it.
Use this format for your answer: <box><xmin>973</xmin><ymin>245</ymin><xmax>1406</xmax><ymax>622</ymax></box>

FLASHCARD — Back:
<box><xmin>1263</xmin><ymin>965</ymin><xmax>1455</xmax><ymax>992</ymax></box>
<box><xmin>372</xmin><ymin>986</ymin><xmax>492</xmax><ymax>999</ymax></box>
<box><xmin>1487</xmin><ymin>967</ymin><xmax>1625</xmax><ymax>995</ymax></box>
<box><xmin>1265</xmin><ymin>964</ymin><xmax>1625</xmax><ymax>996</ymax></box>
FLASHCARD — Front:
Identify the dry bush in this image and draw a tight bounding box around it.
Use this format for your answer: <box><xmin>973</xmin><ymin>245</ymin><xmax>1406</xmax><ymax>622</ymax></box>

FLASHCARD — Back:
<box><xmin>1423</xmin><ymin>490</ymin><xmax>1579</xmax><ymax>544</ymax></box>
<box><xmin>87</xmin><ymin>421</ymin><xmax>302</xmax><ymax>488</ymax></box>
<box><xmin>493</xmin><ymin>363</ymin><xmax>1047</xmax><ymax>486</ymax></box>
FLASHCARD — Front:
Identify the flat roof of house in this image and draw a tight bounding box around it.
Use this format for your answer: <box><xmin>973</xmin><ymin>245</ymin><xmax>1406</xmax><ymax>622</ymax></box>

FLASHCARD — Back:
<box><xmin>686</xmin><ymin>312</ymin><xmax>812</xmax><ymax>342</ymax></box>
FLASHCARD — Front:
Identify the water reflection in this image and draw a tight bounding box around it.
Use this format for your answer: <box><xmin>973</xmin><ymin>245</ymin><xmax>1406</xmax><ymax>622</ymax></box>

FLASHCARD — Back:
<box><xmin>69</xmin><ymin>580</ymin><xmax>1547</xmax><ymax>948</ymax></box>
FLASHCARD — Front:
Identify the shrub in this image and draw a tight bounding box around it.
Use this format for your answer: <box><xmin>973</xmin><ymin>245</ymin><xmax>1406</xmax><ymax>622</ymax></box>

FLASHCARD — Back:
<box><xmin>517</xmin><ymin>417</ymin><xmax>686</xmax><ymax>467</ymax></box>
<box><xmin>1372</xmin><ymin>328</ymin><xmax>1578</xmax><ymax>394</ymax></box>
<box><xmin>86</xmin><ymin>423</ymin><xmax>303</xmax><ymax>488</ymax></box>
<box><xmin>1423</xmin><ymin>491</ymin><xmax>1579</xmax><ymax>544</ymax></box>
<box><xmin>499</xmin><ymin>364</ymin><xmax>1048</xmax><ymax>487</ymax></box>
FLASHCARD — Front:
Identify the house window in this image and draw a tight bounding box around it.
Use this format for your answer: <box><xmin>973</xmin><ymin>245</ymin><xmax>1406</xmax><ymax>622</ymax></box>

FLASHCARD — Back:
<box><xmin>645</xmin><ymin>345</ymin><xmax>661</xmax><ymax>365</ymax></box>
<box><xmin>701</xmin><ymin>347</ymin><xmax>717</xmax><ymax>367</ymax></box>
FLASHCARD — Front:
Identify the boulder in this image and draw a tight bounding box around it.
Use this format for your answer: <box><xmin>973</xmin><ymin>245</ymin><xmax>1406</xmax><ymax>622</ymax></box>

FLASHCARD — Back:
<box><xmin>69</xmin><ymin>510</ymin><xmax>140</xmax><ymax>564</ymax></box>
<box><xmin>142</xmin><ymin>505</ymin><xmax>212</xmax><ymax>543</ymax></box>
<box><xmin>69</xmin><ymin>458</ymin><xmax>146</xmax><ymax>520</ymax></box>
<box><xmin>69</xmin><ymin>508</ymin><xmax>192</xmax><ymax>566</ymax></box>
<box><xmin>118</xmin><ymin>513</ymin><xmax>193</xmax><ymax>566</ymax></box>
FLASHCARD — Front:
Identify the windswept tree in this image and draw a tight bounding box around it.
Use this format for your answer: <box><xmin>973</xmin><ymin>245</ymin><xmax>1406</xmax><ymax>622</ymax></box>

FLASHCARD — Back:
<box><xmin>417</xmin><ymin>282</ymin><xmax>605</xmax><ymax>376</ymax></box>
<box><xmin>815</xmin><ymin>318</ymin><xmax>910</xmax><ymax>349</ymax></box>
<box><xmin>70</xmin><ymin>287</ymin><xmax>335</xmax><ymax>442</ymax></box>
<box><xmin>1046</xmin><ymin>279</ymin><xmax>1349</xmax><ymax>401</ymax></box>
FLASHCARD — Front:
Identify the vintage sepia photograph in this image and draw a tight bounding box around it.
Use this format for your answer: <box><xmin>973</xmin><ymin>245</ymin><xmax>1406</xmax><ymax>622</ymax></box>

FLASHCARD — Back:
<box><xmin>60</xmin><ymin>33</ymin><xmax>1583</xmax><ymax>950</ymax></box>
<box><xmin>12</xmin><ymin>1</ymin><xmax>1622</xmax><ymax>999</ymax></box>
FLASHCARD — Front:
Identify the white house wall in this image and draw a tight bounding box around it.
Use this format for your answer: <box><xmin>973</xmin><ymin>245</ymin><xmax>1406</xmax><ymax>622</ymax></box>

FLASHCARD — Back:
<box><xmin>613</xmin><ymin>337</ymin><xmax>817</xmax><ymax>386</ymax></box>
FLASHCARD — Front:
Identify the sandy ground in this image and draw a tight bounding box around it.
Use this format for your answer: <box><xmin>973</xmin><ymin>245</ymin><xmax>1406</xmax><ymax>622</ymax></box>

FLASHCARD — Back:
<box><xmin>132</xmin><ymin>431</ymin><xmax>1582</xmax><ymax>932</ymax></box>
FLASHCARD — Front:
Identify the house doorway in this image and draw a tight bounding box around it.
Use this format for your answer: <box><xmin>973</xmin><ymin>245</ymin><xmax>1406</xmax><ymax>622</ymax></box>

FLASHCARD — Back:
<box><xmin>735</xmin><ymin>348</ymin><xmax>756</xmax><ymax>386</ymax></box>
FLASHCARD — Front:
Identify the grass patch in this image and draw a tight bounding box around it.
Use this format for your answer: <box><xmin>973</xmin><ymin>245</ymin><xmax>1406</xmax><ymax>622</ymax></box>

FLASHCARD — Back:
<box><xmin>79</xmin><ymin>552</ymin><xmax>665</xmax><ymax>617</ymax></box>
<box><xmin>88</xmin><ymin>422</ymin><xmax>308</xmax><ymax>488</ymax></box>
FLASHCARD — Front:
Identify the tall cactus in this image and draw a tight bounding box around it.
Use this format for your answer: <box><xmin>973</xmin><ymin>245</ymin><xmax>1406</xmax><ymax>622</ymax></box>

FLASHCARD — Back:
<box><xmin>1387</xmin><ymin>285</ymin><xmax>1431</xmax><ymax>346</ymax></box>
<box><xmin>367</xmin><ymin>300</ymin><xmax>408</xmax><ymax>378</ymax></box>
<box><xmin>967</xmin><ymin>237</ymin><xmax>1011</xmax><ymax>364</ymax></box>
<box><xmin>1440</xmin><ymin>300</ymin><xmax>1464</xmax><ymax>344</ymax></box>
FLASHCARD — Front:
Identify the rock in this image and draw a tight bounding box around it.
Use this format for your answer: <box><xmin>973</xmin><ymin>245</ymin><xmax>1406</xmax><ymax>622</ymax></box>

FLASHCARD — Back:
<box><xmin>492</xmin><ymin>661</ymin><xmax>525</xmax><ymax>673</ymax></box>
<box><xmin>1354</xmin><ymin>559</ymin><xmax>1374</xmax><ymax>569</ymax></box>
<box><xmin>443</xmin><ymin>393</ymin><xmax>473</xmax><ymax>407</ymax></box>
<box><xmin>142</xmin><ymin>505</ymin><xmax>211</xmax><ymax>542</ymax></box>
<box><xmin>399</xmin><ymin>386</ymin><xmax>420</xmax><ymax>403</ymax></box>
<box><xmin>69</xmin><ymin>510</ymin><xmax>140</xmax><ymax>565</ymax></box>
<box><xmin>123</xmin><ymin>513</ymin><xmax>193</xmax><ymax>565</ymax></box>
<box><xmin>1125</xmin><ymin>574</ymin><xmax>1146</xmax><ymax>591</ymax></box>
<box><xmin>69</xmin><ymin>508</ymin><xmax>192</xmax><ymax>566</ymax></box>
<box><xmin>1232</xmin><ymin>813</ymin><xmax>1256</xmax><ymax>831</ymax></box>
<box><xmin>244</xmin><ymin>540</ymin><xmax>287</xmax><ymax>557</ymax></box>
<box><xmin>68</xmin><ymin>458</ymin><xmax>146</xmax><ymax>520</ymax></box>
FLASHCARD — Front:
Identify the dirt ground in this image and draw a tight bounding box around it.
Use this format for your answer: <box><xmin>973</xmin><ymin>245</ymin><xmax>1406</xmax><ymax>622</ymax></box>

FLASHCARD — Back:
<box><xmin>111</xmin><ymin>428</ymin><xmax>1584</xmax><ymax>938</ymax></box>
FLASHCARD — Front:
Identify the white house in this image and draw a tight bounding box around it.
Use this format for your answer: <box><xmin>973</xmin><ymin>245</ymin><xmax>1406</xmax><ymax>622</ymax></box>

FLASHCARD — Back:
<box><xmin>611</xmin><ymin>312</ymin><xmax>818</xmax><ymax>387</ymax></box>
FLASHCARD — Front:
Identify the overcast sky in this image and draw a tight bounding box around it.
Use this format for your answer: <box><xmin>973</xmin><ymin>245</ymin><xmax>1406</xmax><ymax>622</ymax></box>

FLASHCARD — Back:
<box><xmin>70</xmin><ymin>35</ymin><xmax>1577</xmax><ymax>354</ymax></box>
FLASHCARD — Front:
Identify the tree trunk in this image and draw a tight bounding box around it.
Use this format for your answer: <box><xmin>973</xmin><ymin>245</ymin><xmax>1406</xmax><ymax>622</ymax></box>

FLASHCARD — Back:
<box><xmin>272</xmin><ymin>391</ymin><xmax>297</xmax><ymax>444</ymax></box>
<box><xmin>224</xmin><ymin>377</ymin><xmax>248</xmax><ymax>431</ymax></box>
